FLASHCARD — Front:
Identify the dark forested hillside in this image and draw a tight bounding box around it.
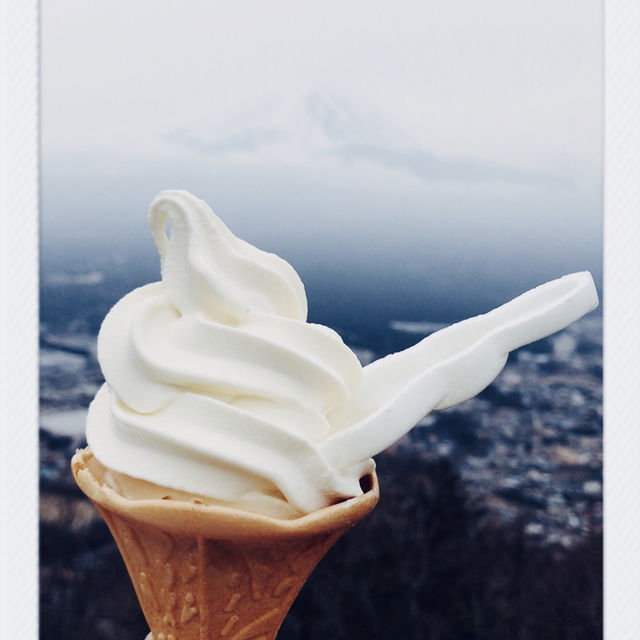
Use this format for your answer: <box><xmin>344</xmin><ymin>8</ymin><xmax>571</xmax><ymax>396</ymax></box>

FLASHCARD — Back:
<box><xmin>40</xmin><ymin>449</ymin><xmax>601</xmax><ymax>640</ymax></box>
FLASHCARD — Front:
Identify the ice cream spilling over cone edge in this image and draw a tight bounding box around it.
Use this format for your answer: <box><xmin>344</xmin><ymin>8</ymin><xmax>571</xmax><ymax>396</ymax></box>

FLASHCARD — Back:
<box><xmin>86</xmin><ymin>189</ymin><xmax>598</xmax><ymax>517</ymax></box>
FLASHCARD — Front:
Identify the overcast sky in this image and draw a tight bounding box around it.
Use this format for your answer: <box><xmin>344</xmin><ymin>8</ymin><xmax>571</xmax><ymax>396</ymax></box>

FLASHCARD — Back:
<box><xmin>41</xmin><ymin>0</ymin><xmax>602</xmax><ymax>294</ymax></box>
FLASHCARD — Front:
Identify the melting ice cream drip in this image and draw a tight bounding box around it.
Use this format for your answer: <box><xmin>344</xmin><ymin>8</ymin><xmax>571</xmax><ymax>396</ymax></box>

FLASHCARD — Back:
<box><xmin>86</xmin><ymin>190</ymin><xmax>599</xmax><ymax>516</ymax></box>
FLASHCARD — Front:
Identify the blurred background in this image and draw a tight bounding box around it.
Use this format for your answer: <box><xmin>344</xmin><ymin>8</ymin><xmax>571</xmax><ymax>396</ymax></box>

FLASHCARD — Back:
<box><xmin>39</xmin><ymin>1</ymin><xmax>602</xmax><ymax>639</ymax></box>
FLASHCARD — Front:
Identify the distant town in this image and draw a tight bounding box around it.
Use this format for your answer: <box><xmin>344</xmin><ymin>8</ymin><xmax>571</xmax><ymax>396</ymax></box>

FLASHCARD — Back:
<box><xmin>39</xmin><ymin>267</ymin><xmax>602</xmax><ymax>548</ymax></box>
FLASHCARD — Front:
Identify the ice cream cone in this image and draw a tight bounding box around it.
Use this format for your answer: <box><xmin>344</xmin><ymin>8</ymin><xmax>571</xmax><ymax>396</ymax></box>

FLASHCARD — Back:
<box><xmin>71</xmin><ymin>447</ymin><xmax>379</xmax><ymax>640</ymax></box>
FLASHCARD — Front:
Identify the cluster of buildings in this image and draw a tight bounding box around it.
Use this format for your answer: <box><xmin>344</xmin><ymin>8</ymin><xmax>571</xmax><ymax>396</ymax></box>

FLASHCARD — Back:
<box><xmin>39</xmin><ymin>308</ymin><xmax>602</xmax><ymax>547</ymax></box>
<box><xmin>392</xmin><ymin>314</ymin><xmax>602</xmax><ymax>546</ymax></box>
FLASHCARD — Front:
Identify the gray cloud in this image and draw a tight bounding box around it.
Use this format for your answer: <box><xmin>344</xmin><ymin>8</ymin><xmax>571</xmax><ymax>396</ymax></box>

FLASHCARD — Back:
<box><xmin>164</xmin><ymin>90</ymin><xmax>570</xmax><ymax>189</ymax></box>
<box><xmin>164</xmin><ymin>127</ymin><xmax>285</xmax><ymax>156</ymax></box>
<box><xmin>333</xmin><ymin>141</ymin><xmax>570</xmax><ymax>187</ymax></box>
<box><xmin>304</xmin><ymin>90</ymin><xmax>375</xmax><ymax>146</ymax></box>
<box><xmin>304</xmin><ymin>91</ymin><xmax>571</xmax><ymax>187</ymax></box>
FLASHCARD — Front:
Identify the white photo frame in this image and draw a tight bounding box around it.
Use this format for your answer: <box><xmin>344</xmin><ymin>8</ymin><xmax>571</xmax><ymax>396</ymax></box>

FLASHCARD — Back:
<box><xmin>1</xmin><ymin>1</ymin><xmax>638</xmax><ymax>637</ymax></box>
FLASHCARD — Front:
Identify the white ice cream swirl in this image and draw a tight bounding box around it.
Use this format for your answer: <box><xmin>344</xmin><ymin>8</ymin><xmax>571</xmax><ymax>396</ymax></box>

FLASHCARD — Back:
<box><xmin>87</xmin><ymin>190</ymin><xmax>599</xmax><ymax>516</ymax></box>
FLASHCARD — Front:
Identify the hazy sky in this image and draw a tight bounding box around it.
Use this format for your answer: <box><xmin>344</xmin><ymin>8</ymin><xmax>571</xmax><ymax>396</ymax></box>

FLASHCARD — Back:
<box><xmin>41</xmin><ymin>0</ymin><xmax>602</xmax><ymax>295</ymax></box>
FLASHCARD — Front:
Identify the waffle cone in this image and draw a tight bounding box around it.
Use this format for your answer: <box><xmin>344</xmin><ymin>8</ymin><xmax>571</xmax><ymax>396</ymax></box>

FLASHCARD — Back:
<box><xmin>71</xmin><ymin>447</ymin><xmax>379</xmax><ymax>640</ymax></box>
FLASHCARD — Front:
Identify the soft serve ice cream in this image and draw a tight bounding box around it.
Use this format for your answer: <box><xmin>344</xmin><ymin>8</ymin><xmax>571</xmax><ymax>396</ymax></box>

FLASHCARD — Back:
<box><xmin>87</xmin><ymin>190</ymin><xmax>599</xmax><ymax>518</ymax></box>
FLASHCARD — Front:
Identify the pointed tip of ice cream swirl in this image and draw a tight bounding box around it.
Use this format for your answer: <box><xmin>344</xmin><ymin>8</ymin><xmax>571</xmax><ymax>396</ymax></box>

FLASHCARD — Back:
<box><xmin>149</xmin><ymin>189</ymin><xmax>307</xmax><ymax>322</ymax></box>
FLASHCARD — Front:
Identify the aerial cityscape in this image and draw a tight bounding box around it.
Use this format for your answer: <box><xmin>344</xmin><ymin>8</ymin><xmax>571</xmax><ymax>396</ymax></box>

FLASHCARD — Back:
<box><xmin>39</xmin><ymin>259</ymin><xmax>602</xmax><ymax>547</ymax></box>
<box><xmin>38</xmin><ymin>245</ymin><xmax>602</xmax><ymax>640</ymax></box>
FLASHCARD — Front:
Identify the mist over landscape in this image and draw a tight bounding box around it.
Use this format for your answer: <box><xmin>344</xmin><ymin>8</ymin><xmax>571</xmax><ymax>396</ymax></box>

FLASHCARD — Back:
<box><xmin>40</xmin><ymin>187</ymin><xmax>602</xmax><ymax>351</ymax></box>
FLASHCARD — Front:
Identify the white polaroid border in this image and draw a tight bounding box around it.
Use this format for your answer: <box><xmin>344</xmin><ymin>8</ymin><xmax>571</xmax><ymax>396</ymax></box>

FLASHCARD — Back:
<box><xmin>0</xmin><ymin>0</ymin><xmax>39</xmax><ymax>638</ymax></box>
<box><xmin>603</xmin><ymin>1</ymin><xmax>640</xmax><ymax>638</ymax></box>
<box><xmin>0</xmin><ymin>1</ymin><xmax>638</xmax><ymax>638</ymax></box>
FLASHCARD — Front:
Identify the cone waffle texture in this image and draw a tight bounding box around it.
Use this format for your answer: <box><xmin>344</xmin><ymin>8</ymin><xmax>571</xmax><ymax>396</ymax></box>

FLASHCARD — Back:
<box><xmin>72</xmin><ymin>447</ymin><xmax>379</xmax><ymax>640</ymax></box>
